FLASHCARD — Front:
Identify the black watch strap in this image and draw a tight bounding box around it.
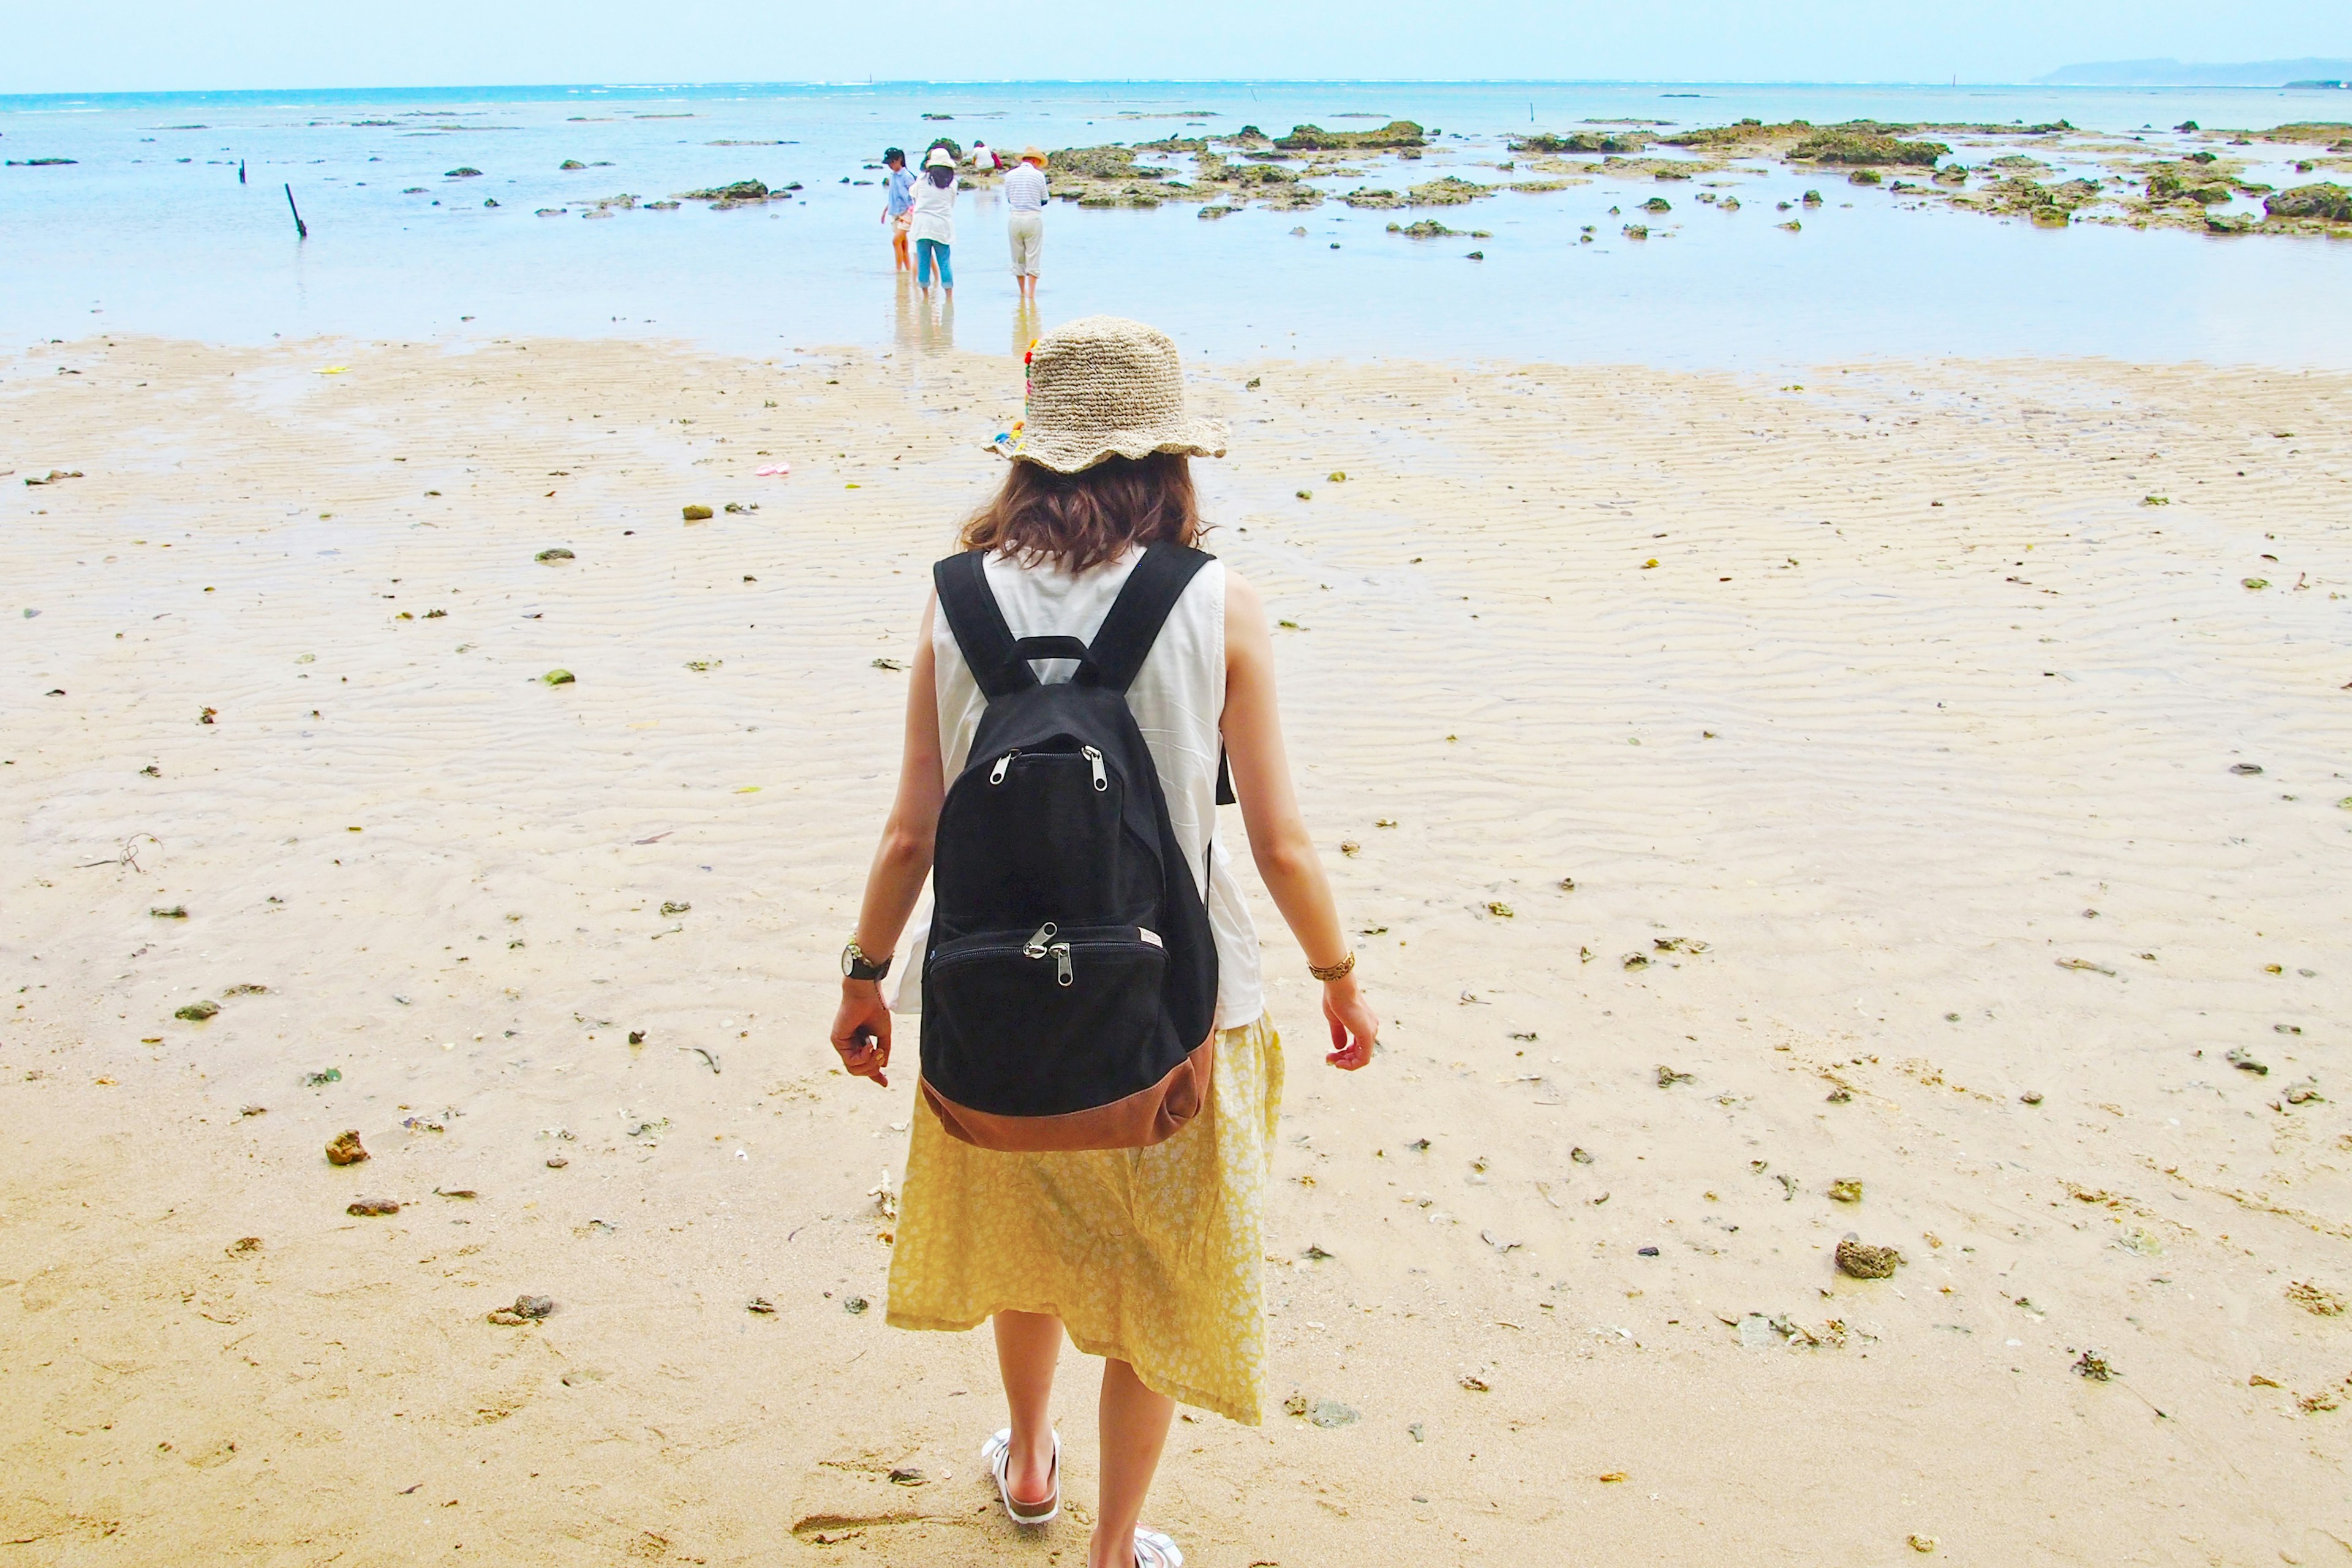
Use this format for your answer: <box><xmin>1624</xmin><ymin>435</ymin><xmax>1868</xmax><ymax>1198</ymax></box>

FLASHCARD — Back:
<box><xmin>842</xmin><ymin>942</ymin><xmax>892</xmax><ymax>983</ymax></box>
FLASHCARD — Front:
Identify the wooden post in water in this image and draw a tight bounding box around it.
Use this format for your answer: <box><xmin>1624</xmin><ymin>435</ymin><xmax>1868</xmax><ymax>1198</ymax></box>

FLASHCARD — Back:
<box><xmin>238</xmin><ymin>158</ymin><xmax>246</xmax><ymax>185</ymax></box>
<box><xmin>284</xmin><ymin>183</ymin><xmax>307</xmax><ymax>239</ymax></box>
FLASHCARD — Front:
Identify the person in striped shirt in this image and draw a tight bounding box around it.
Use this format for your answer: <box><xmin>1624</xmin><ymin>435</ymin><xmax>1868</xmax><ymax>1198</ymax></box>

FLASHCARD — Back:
<box><xmin>1005</xmin><ymin>147</ymin><xmax>1049</xmax><ymax>304</ymax></box>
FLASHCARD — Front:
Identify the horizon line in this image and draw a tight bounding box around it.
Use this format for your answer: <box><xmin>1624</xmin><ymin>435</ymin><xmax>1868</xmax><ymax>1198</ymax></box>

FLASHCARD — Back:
<box><xmin>6</xmin><ymin>74</ymin><xmax>2348</xmax><ymax>102</ymax></box>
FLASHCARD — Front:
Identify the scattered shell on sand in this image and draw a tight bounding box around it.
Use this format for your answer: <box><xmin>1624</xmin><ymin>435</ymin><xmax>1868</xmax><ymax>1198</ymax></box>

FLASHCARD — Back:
<box><xmin>1828</xmin><ymin>1178</ymin><xmax>1863</xmax><ymax>1204</ymax></box>
<box><xmin>324</xmin><ymin>1129</ymin><xmax>368</xmax><ymax>1166</ymax></box>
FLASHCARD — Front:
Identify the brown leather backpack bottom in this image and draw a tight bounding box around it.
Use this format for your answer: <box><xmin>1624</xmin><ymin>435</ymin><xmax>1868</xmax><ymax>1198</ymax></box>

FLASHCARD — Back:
<box><xmin>921</xmin><ymin>1035</ymin><xmax>1215</xmax><ymax>1152</ymax></box>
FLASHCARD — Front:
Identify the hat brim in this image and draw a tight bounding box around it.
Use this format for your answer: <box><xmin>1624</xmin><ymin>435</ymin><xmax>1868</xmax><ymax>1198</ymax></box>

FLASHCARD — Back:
<box><xmin>1001</xmin><ymin>418</ymin><xmax>1229</xmax><ymax>472</ymax></box>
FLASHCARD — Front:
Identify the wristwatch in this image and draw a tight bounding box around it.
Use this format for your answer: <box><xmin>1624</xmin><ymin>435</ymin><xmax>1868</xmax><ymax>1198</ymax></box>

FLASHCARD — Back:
<box><xmin>842</xmin><ymin>939</ymin><xmax>892</xmax><ymax>983</ymax></box>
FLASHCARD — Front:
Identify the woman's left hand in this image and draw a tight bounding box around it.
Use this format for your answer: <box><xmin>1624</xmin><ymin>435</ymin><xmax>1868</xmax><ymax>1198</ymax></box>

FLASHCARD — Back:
<box><xmin>830</xmin><ymin>982</ymin><xmax>894</xmax><ymax>1087</ymax></box>
<box><xmin>1322</xmin><ymin>975</ymin><xmax>1378</xmax><ymax>1071</ymax></box>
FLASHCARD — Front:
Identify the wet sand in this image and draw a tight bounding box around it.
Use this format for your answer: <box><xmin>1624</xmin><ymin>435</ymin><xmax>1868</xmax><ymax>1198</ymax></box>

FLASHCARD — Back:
<box><xmin>3</xmin><ymin>332</ymin><xmax>2350</xmax><ymax>1564</ymax></box>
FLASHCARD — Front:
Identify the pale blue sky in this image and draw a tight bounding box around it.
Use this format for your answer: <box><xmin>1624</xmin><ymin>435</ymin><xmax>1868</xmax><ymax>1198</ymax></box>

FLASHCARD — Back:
<box><xmin>3</xmin><ymin>0</ymin><xmax>2345</xmax><ymax>95</ymax></box>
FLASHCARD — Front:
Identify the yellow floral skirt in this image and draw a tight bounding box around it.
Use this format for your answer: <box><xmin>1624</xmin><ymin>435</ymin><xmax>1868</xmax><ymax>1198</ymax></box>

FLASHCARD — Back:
<box><xmin>886</xmin><ymin>1015</ymin><xmax>1284</xmax><ymax>1425</ymax></box>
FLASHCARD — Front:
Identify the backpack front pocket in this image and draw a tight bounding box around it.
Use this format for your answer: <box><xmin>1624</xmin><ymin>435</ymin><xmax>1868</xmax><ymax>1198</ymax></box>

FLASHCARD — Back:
<box><xmin>924</xmin><ymin>924</ymin><xmax>1170</xmax><ymax>1118</ymax></box>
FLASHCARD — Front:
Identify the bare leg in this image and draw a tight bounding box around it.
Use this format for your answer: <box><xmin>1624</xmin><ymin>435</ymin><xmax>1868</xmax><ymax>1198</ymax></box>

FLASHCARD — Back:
<box><xmin>992</xmin><ymin>1311</ymin><xmax>1061</xmax><ymax>1509</ymax></box>
<box><xmin>1088</xmin><ymin>1359</ymin><xmax>1176</xmax><ymax>1568</ymax></box>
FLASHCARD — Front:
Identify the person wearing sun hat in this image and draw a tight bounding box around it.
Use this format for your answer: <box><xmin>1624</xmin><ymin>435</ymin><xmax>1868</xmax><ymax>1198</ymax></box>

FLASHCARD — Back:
<box><xmin>907</xmin><ymin>145</ymin><xmax>960</xmax><ymax>300</ymax></box>
<box><xmin>828</xmin><ymin>312</ymin><xmax>1379</xmax><ymax>1568</ymax></box>
<box><xmin>1004</xmin><ymin>146</ymin><xmax>1049</xmax><ymax>303</ymax></box>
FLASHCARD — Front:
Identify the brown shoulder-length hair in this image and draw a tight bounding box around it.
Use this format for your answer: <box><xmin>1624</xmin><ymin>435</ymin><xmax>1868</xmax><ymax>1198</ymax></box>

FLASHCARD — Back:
<box><xmin>960</xmin><ymin>453</ymin><xmax>1202</xmax><ymax>574</ymax></box>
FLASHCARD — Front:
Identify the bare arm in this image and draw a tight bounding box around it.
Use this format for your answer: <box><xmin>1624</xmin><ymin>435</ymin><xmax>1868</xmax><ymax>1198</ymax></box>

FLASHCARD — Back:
<box><xmin>1222</xmin><ymin>570</ymin><xmax>1376</xmax><ymax>1069</ymax></box>
<box><xmin>828</xmin><ymin>597</ymin><xmax>946</xmax><ymax>1087</ymax></box>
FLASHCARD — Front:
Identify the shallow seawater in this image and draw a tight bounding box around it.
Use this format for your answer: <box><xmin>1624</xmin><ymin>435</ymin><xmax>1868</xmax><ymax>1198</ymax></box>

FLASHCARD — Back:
<box><xmin>4</xmin><ymin>79</ymin><xmax>2350</xmax><ymax>370</ymax></box>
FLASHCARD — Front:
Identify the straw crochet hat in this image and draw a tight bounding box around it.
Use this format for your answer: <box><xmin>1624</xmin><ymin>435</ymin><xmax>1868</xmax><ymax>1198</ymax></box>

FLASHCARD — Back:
<box><xmin>1007</xmin><ymin>316</ymin><xmax>1227</xmax><ymax>473</ymax></box>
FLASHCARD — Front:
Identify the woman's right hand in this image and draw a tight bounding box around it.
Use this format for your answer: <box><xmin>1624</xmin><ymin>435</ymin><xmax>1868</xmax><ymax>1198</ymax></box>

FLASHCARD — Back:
<box><xmin>1322</xmin><ymin>974</ymin><xmax>1378</xmax><ymax>1071</ymax></box>
<box><xmin>830</xmin><ymin>982</ymin><xmax>894</xmax><ymax>1087</ymax></box>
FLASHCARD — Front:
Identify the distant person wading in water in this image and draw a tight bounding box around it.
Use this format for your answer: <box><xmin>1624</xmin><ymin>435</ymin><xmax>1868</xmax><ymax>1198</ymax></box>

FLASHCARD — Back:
<box><xmin>827</xmin><ymin>315</ymin><xmax>1378</xmax><ymax>1568</ymax></box>
<box><xmin>909</xmin><ymin>146</ymin><xmax>958</xmax><ymax>301</ymax></box>
<box><xmin>880</xmin><ymin>147</ymin><xmax>913</xmax><ymax>273</ymax></box>
<box><xmin>1005</xmin><ymin>146</ymin><xmax>1049</xmax><ymax>304</ymax></box>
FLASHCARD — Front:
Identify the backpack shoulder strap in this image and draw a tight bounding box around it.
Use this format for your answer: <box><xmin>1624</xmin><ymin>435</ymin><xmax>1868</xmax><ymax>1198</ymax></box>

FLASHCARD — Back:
<box><xmin>1087</xmin><ymin>542</ymin><xmax>1214</xmax><ymax>695</ymax></box>
<box><xmin>933</xmin><ymin>550</ymin><xmax>1036</xmax><ymax>700</ymax></box>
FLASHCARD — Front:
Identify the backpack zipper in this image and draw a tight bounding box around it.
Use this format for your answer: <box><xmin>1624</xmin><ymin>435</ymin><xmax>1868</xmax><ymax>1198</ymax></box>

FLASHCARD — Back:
<box><xmin>1050</xmin><ymin>942</ymin><xmax>1073</xmax><ymax>986</ymax></box>
<box><xmin>1021</xmin><ymin>921</ymin><xmax>1057</xmax><ymax>959</ymax></box>
<box><xmin>1082</xmin><ymin>745</ymin><xmax>1107</xmax><ymax>791</ymax></box>
<box><xmin>989</xmin><ymin>750</ymin><xmax>1017</xmax><ymax>785</ymax></box>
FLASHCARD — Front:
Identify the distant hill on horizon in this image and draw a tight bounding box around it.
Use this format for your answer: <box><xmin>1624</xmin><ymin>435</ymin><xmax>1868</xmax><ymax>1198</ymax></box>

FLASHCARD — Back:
<box><xmin>2038</xmin><ymin>57</ymin><xmax>2352</xmax><ymax>88</ymax></box>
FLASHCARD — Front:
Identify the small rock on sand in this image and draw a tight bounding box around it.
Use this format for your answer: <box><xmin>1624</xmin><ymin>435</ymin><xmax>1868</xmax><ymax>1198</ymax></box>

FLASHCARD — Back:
<box><xmin>1835</xmin><ymin>1235</ymin><xmax>1903</xmax><ymax>1279</ymax></box>
<box><xmin>347</xmin><ymin>1197</ymin><xmax>399</xmax><ymax>1216</ymax></box>
<box><xmin>325</xmin><ymin>1129</ymin><xmax>369</xmax><ymax>1166</ymax></box>
<box><xmin>682</xmin><ymin>504</ymin><xmax>714</xmax><ymax>521</ymax></box>
<box><xmin>1829</xmin><ymin>1178</ymin><xmax>1863</xmax><ymax>1204</ymax></box>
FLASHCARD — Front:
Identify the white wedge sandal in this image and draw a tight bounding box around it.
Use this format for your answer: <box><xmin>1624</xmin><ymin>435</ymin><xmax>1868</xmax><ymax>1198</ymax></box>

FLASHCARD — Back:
<box><xmin>1131</xmin><ymin>1527</ymin><xmax>1185</xmax><ymax>1567</ymax></box>
<box><xmin>981</xmin><ymin>1427</ymin><xmax>1061</xmax><ymax>1525</ymax></box>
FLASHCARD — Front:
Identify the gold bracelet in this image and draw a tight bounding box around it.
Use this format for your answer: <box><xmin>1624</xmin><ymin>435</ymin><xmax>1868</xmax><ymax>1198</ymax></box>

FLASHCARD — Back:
<box><xmin>1308</xmin><ymin>951</ymin><xmax>1356</xmax><ymax>982</ymax></box>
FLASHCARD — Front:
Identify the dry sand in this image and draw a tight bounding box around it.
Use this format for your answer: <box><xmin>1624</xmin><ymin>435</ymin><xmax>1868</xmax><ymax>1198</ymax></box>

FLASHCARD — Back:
<box><xmin>3</xmin><ymin>331</ymin><xmax>2350</xmax><ymax>1566</ymax></box>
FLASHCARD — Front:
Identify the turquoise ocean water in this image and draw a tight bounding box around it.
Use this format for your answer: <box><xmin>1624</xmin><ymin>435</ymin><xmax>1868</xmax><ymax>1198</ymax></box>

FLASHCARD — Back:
<box><xmin>4</xmin><ymin>80</ymin><xmax>2350</xmax><ymax>369</ymax></box>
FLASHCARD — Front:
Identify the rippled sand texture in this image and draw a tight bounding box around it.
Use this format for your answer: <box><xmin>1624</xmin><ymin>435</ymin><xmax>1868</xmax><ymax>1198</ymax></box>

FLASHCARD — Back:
<box><xmin>4</xmin><ymin>334</ymin><xmax>2350</xmax><ymax>1564</ymax></box>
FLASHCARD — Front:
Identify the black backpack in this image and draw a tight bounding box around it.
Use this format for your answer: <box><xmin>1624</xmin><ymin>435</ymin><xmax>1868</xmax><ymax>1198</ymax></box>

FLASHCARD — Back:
<box><xmin>919</xmin><ymin>541</ymin><xmax>1221</xmax><ymax>1152</ymax></box>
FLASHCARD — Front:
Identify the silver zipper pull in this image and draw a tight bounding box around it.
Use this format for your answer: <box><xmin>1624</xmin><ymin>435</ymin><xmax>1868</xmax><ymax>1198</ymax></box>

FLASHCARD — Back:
<box><xmin>989</xmin><ymin>750</ymin><xmax>1016</xmax><ymax>785</ymax></box>
<box><xmin>1050</xmin><ymin>942</ymin><xmax>1073</xmax><ymax>987</ymax></box>
<box><xmin>1082</xmin><ymin>745</ymin><xmax>1107</xmax><ymax>791</ymax></box>
<box><xmin>1022</xmin><ymin>921</ymin><xmax>1057</xmax><ymax>959</ymax></box>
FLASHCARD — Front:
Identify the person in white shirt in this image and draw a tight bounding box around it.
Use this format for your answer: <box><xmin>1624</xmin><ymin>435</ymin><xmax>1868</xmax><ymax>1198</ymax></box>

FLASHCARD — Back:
<box><xmin>908</xmin><ymin>146</ymin><xmax>959</xmax><ymax>301</ymax></box>
<box><xmin>1004</xmin><ymin>147</ymin><xmax>1049</xmax><ymax>304</ymax></box>
<box><xmin>970</xmin><ymin>139</ymin><xmax>999</xmax><ymax>174</ymax></box>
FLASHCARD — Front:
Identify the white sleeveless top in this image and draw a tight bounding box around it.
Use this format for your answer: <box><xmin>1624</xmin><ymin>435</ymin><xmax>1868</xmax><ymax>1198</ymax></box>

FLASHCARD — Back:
<box><xmin>893</xmin><ymin>546</ymin><xmax>1264</xmax><ymax>1032</ymax></box>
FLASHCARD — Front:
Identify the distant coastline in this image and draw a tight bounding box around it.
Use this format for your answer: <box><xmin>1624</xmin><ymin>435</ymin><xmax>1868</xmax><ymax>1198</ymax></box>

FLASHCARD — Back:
<box><xmin>2038</xmin><ymin>57</ymin><xmax>2352</xmax><ymax>89</ymax></box>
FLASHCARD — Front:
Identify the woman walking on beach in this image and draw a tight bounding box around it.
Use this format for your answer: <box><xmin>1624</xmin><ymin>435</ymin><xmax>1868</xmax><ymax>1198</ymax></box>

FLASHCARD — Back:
<box><xmin>880</xmin><ymin>147</ymin><xmax>913</xmax><ymax>273</ymax></box>
<box><xmin>1005</xmin><ymin>146</ymin><xmax>1049</xmax><ymax>304</ymax></box>
<box><xmin>908</xmin><ymin>146</ymin><xmax>958</xmax><ymax>302</ymax></box>
<box><xmin>827</xmin><ymin>315</ymin><xmax>1378</xmax><ymax>1568</ymax></box>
